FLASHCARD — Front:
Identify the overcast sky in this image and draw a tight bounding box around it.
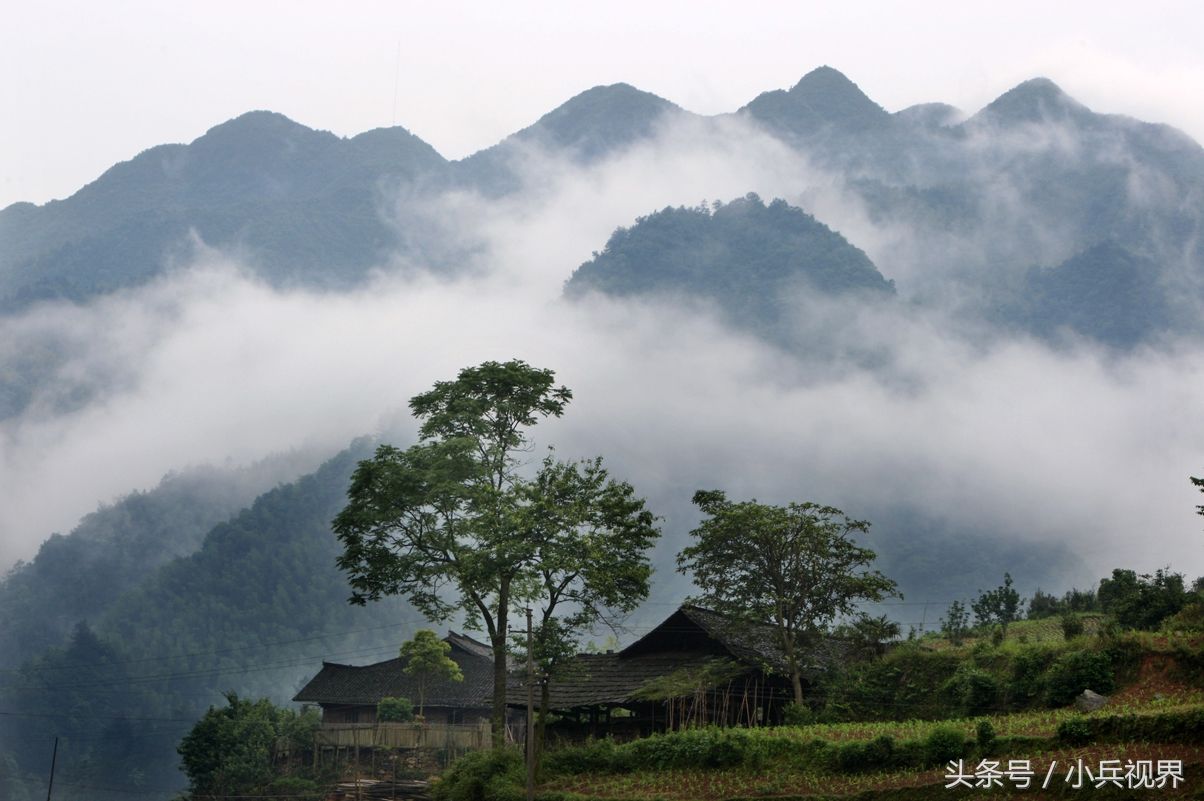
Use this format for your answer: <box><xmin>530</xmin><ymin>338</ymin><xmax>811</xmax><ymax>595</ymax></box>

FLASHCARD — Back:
<box><xmin>3</xmin><ymin>0</ymin><xmax>1204</xmax><ymax>211</ymax></box>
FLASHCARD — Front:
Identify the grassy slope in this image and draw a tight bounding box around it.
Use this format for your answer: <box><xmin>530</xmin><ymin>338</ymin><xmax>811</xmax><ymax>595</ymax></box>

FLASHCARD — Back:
<box><xmin>533</xmin><ymin>632</ymin><xmax>1204</xmax><ymax>800</ymax></box>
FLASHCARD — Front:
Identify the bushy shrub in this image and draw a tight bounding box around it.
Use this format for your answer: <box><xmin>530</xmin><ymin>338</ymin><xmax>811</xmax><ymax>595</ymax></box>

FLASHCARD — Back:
<box><xmin>1045</xmin><ymin>650</ymin><xmax>1114</xmax><ymax>706</ymax></box>
<box><xmin>942</xmin><ymin>665</ymin><xmax>999</xmax><ymax>715</ymax></box>
<box><xmin>433</xmin><ymin>749</ymin><xmax>524</xmax><ymax>801</ymax></box>
<box><xmin>1060</xmin><ymin>612</ymin><xmax>1084</xmax><ymax>640</ymax></box>
<box><xmin>1054</xmin><ymin>708</ymin><xmax>1204</xmax><ymax>746</ymax></box>
<box><xmin>1007</xmin><ymin>646</ymin><xmax>1053</xmax><ymax>704</ymax></box>
<box><xmin>263</xmin><ymin>776</ymin><xmax>324</xmax><ymax>801</ymax></box>
<box><xmin>378</xmin><ymin>696</ymin><xmax>415</xmax><ymax>722</ymax></box>
<box><xmin>832</xmin><ymin>735</ymin><xmax>895</xmax><ymax>773</ymax></box>
<box><xmin>992</xmin><ymin>734</ymin><xmax>1046</xmax><ymax>753</ymax></box>
<box><xmin>822</xmin><ymin>648</ymin><xmax>961</xmax><ymax>721</ymax></box>
<box><xmin>178</xmin><ymin>693</ymin><xmax>320</xmax><ymax>799</ymax></box>
<box><xmin>1057</xmin><ymin>717</ymin><xmax>1093</xmax><ymax>746</ymax></box>
<box><xmin>542</xmin><ymin>737</ymin><xmax>620</xmax><ymax>774</ymax></box>
<box><xmin>1161</xmin><ymin>601</ymin><xmax>1204</xmax><ymax>632</ymax></box>
<box><xmin>781</xmin><ymin>702</ymin><xmax>814</xmax><ymax>726</ymax></box>
<box><xmin>625</xmin><ymin>728</ymin><xmax>763</xmax><ymax>770</ymax></box>
<box><xmin>923</xmin><ymin>725</ymin><xmax>966</xmax><ymax>765</ymax></box>
<box><xmin>975</xmin><ymin>720</ymin><xmax>996</xmax><ymax>754</ymax></box>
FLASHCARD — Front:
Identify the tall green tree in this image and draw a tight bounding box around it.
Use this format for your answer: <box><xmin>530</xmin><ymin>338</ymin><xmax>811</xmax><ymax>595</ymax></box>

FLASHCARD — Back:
<box><xmin>177</xmin><ymin>693</ymin><xmax>318</xmax><ymax>799</ymax></box>
<box><xmin>512</xmin><ymin>454</ymin><xmax>659</xmax><ymax>762</ymax></box>
<box><xmin>971</xmin><ymin>573</ymin><xmax>1024</xmax><ymax>636</ymax></box>
<box><xmin>941</xmin><ymin>600</ymin><xmax>970</xmax><ymax>646</ymax></box>
<box><xmin>400</xmin><ymin>630</ymin><xmax>463</xmax><ymax>719</ymax></box>
<box><xmin>1192</xmin><ymin>476</ymin><xmax>1204</xmax><ymax>520</ymax></box>
<box><xmin>334</xmin><ymin>360</ymin><xmax>655</xmax><ymax>747</ymax></box>
<box><xmin>676</xmin><ymin>490</ymin><xmax>898</xmax><ymax>705</ymax></box>
<box><xmin>1098</xmin><ymin>567</ymin><xmax>1187</xmax><ymax>629</ymax></box>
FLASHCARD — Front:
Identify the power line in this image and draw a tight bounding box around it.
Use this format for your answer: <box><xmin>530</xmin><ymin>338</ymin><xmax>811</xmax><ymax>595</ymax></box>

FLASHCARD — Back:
<box><xmin>1</xmin><ymin>641</ymin><xmax>405</xmax><ymax>693</ymax></box>
<box><xmin>0</xmin><ymin>616</ymin><xmax>425</xmax><ymax>677</ymax></box>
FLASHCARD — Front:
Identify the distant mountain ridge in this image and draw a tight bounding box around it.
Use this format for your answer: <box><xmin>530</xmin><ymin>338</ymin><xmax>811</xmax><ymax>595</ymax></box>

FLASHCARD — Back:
<box><xmin>3</xmin><ymin>66</ymin><xmax>1203</xmax><ymax>352</ymax></box>
<box><xmin>0</xmin><ymin>111</ymin><xmax>447</xmax><ymax>307</ymax></box>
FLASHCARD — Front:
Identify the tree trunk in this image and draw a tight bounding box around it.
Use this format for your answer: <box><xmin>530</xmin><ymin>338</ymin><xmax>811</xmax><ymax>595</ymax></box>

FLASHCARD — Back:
<box><xmin>536</xmin><ymin>677</ymin><xmax>550</xmax><ymax>774</ymax></box>
<box><xmin>781</xmin><ymin>630</ymin><xmax>804</xmax><ymax>705</ymax></box>
<box><xmin>490</xmin><ymin>624</ymin><xmax>508</xmax><ymax>749</ymax></box>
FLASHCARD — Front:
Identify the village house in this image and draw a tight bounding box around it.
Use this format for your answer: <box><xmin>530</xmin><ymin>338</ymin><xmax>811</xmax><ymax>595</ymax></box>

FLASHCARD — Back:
<box><xmin>293</xmin><ymin>631</ymin><xmax>498</xmax><ymax>726</ymax></box>
<box><xmin>293</xmin><ymin>606</ymin><xmax>832</xmax><ymax>743</ymax></box>
<box><xmin>526</xmin><ymin>605</ymin><xmax>810</xmax><ymax>739</ymax></box>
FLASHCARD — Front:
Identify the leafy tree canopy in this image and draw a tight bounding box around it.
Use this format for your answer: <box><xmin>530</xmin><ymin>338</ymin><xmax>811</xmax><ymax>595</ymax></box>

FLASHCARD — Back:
<box><xmin>400</xmin><ymin>629</ymin><xmax>463</xmax><ymax>718</ymax></box>
<box><xmin>971</xmin><ymin>573</ymin><xmax>1025</xmax><ymax>634</ymax></box>
<box><xmin>334</xmin><ymin>360</ymin><xmax>656</xmax><ymax>746</ymax></box>
<box><xmin>177</xmin><ymin>693</ymin><xmax>318</xmax><ymax>799</ymax></box>
<box><xmin>676</xmin><ymin>489</ymin><xmax>898</xmax><ymax>704</ymax></box>
<box><xmin>1098</xmin><ymin>567</ymin><xmax>1187</xmax><ymax>630</ymax></box>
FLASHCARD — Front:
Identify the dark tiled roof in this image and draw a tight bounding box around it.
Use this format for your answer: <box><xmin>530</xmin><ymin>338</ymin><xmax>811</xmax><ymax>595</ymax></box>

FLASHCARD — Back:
<box><xmin>619</xmin><ymin>605</ymin><xmax>793</xmax><ymax>673</ymax></box>
<box><xmin>526</xmin><ymin>605</ymin><xmax>842</xmax><ymax>710</ymax></box>
<box><xmin>676</xmin><ymin>606</ymin><xmax>793</xmax><ymax>673</ymax></box>
<box><xmin>294</xmin><ymin>632</ymin><xmax>494</xmax><ymax>707</ymax></box>
<box><xmin>538</xmin><ymin>652</ymin><xmax>742</xmax><ymax>709</ymax></box>
<box><xmin>446</xmin><ymin>631</ymin><xmax>493</xmax><ymax>661</ymax></box>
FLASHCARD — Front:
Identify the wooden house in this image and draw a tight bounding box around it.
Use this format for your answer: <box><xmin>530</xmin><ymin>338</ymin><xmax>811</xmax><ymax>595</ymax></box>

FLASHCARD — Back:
<box><xmin>294</xmin><ymin>631</ymin><xmax>497</xmax><ymax>726</ymax></box>
<box><xmin>529</xmin><ymin>605</ymin><xmax>824</xmax><ymax>738</ymax></box>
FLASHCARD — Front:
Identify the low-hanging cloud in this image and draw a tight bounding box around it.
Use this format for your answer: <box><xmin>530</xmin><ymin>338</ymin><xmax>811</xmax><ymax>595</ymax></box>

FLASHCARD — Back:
<box><xmin>1</xmin><ymin>113</ymin><xmax>1202</xmax><ymax>602</ymax></box>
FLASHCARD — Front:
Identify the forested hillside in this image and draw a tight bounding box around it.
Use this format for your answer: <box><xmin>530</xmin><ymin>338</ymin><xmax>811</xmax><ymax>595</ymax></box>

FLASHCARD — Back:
<box><xmin>565</xmin><ymin>193</ymin><xmax>893</xmax><ymax>343</ymax></box>
<box><xmin>0</xmin><ymin>452</ymin><xmax>321</xmax><ymax>669</ymax></box>
<box><xmin>0</xmin><ymin>440</ymin><xmax>410</xmax><ymax>800</ymax></box>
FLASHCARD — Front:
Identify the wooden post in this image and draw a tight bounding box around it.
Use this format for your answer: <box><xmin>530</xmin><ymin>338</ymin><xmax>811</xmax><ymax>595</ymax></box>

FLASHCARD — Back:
<box><xmin>354</xmin><ymin>726</ymin><xmax>362</xmax><ymax>801</ymax></box>
<box><xmin>525</xmin><ymin>607</ymin><xmax>535</xmax><ymax>801</ymax></box>
<box><xmin>45</xmin><ymin>736</ymin><xmax>58</xmax><ymax>801</ymax></box>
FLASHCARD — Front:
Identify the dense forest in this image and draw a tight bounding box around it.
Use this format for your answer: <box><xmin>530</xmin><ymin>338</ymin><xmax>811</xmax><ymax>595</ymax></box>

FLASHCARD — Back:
<box><xmin>0</xmin><ymin>442</ymin><xmax>410</xmax><ymax>799</ymax></box>
<box><xmin>565</xmin><ymin>194</ymin><xmax>893</xmax><ymax>344</ymax></box>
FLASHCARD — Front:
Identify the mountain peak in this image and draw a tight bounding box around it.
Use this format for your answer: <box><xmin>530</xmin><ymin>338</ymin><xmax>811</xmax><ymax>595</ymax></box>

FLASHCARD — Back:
<box><xmin>198</xmin><ymin>110</ymin><xmax>321</xmax><ymax>140</ymax></box>
<box><xmin>481</xmin><ymin>83</ymin><xmax>679</xmax><ymax>163</ymax></box>
<box><xmin>742</xmin><ymin>66</ymin><xmax>890</xmax><ymax>137</ymax></box>
<box><xmin>790</xmin><ymin>65</ymin><xmax>856</xmax><ymax>93</ymax></box>
<box><xmin>975</xmin><ymin>77</ymin><xmax>1091</xmax><ymax>126</ymax></box>
<box><xmin>535</xmin><ymin>83</ymin><xmax>679</xmax><ymax>130</ymax></box>
<box><xmin>895</xmin><ymin>102</ymin><xmax>963</xmax><ymax>128</ymax></box>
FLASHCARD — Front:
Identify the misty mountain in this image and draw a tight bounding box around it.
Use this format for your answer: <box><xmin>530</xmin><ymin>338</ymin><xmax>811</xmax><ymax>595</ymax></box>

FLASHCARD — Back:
<box><xmin>454</xmin><ymin>82</ymin><xmax>686</xmax><ymax>195</ymax></box>
<box><xmin>5</xmin><ymin>68</ymin><xmax>1204</xmax><ymax>349</ymax></box>
<box><xmin>0</xmin><ymin>111</ymin><xmax>448</xmax><ymax>307</ymax></box>
<box><xmin>740</xmin><ymin>65</ymin><xmax>893</xmax><ymax>140</ymax></box>
<box><xmin>565</xmin><ymin>193</ymin><xmax>894</xmax><ymax>343</ymax></box>
<box><xmin>894</xmin><ymin>102</ymin><xmax>963</xmax><ymax>130</ymax></box>
<box><xmin>0</xmin><ymin>439</ymin><xmax>408</xmax><ymax>800</ymax></box>
<box><xmin>969</xmin><ymin>77</ymin><xmax>1098</xmax><ymax>128</ymax></box>
<box><xmin>0</xmin><ymin>451</ymin><xmax>324</xmax><ymax>670</ymax></box>
<box><xmin>1016</xmin><ymin>241</ymin><xmax>1171</xmax><ymax>347</ymax></box>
